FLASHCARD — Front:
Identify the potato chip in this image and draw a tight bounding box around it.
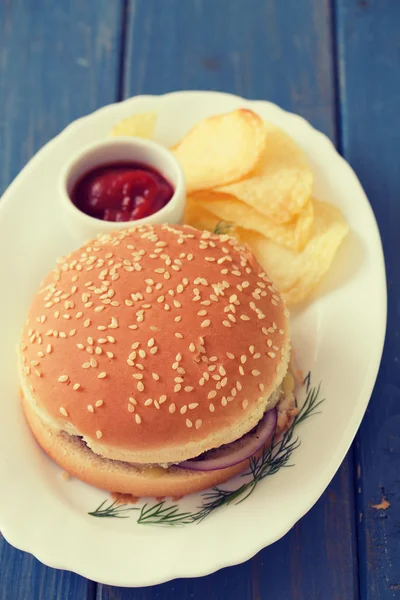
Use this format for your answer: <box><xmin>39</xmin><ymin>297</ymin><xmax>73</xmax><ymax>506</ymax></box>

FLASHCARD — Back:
<box><xmin>173</xmin><ymin>109</ymin><xmax>267</xmax><ymax>193</ymax></box>
<box><xmin>238</xmin><ymin>199</ymin><xmax>349</xmax><ymax>305</ymax></box>
<box><xmin>189</xmin><ymin>191</ymin><xmax>314</xmax><ymax>251</ymax></box>
<box><xmin>111</xmin><ymin>112</ymin><xmax>156</xmax><ymax>138</ymax></box>
<box><xmin>215</xmin><ymin>121</ymin><xmax>313</xmax><ymax>223</ymax></box>
<box><xmin>184</xmin><ymin>197</ymin><xmax>236</xmax><ymax>236</ymax></box>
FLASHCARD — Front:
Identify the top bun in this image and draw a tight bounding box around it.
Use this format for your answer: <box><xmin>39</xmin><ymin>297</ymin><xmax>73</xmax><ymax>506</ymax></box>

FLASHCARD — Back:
<box><xmin>19</xmin><ymin>224</ymin><xmax>290</xmax><ymax>464</ymax></box>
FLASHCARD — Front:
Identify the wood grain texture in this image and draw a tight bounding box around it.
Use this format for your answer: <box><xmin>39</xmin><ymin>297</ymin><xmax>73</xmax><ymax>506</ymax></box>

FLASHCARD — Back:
<box><xmin>99</xmin><ymin>2</ymin><xmax>358</xmax><ymax>596</ymax></box>
<box><xmin>0</xmin><ymin>0</ymin><xmax>124</xmax><ymax>196</ymax></box>
<box><xmin>0</xmin><ymin>0</ymin><xmax>123</xmax><ymax>597</ymax></box>
<box><xmin>335</xmin><ymin>1</ymin><xmax>400</xmax><ymax>598</ymax></box>
<box><xmin>0</xmin><ymin>533</ymin><xmax>96</xmax><ymax>600</ymax></box>
<box><xmin>122</xmin><ymin>0</ymin><xmax>336</xmax><ymax>138</ymax></box>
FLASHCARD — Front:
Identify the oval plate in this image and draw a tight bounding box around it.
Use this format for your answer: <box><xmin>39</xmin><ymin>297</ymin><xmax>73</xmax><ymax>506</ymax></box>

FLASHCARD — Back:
<box><xmin>0</xmin><ymin>91</ymin><xmax>386</xmax><ymax>586</ymax></box>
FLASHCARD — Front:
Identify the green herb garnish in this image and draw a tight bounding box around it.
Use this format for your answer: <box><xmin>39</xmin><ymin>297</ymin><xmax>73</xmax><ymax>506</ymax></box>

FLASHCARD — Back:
<box><xmin>89</xmin><ymin>373</ymin><xmax>324</xmax><ymax>526</ymax></box>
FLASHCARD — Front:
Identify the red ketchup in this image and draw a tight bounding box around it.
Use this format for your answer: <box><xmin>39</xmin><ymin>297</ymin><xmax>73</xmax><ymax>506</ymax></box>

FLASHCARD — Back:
<box><xmin>71</xmin><ymin>162</ymin><xmax>174</xmax><ymax>222</ymax></box>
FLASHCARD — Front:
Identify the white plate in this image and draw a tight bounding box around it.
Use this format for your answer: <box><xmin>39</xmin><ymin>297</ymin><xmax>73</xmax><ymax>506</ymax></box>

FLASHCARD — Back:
<box><xmin>0</xmin><ymin>91</ymin><xmax>386</xmax><ymax>587</ymax></box>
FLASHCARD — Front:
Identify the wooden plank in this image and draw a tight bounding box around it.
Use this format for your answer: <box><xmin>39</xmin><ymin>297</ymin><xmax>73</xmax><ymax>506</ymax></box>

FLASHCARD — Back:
<box><xmin>335</xmin><ymin>1</ymin><xmax>400</xmax><ymax>598</ymax></box>
<box><xmin>0</xmin><ymin>534</ymin><xmax>96</xmax><ymax>600</ymax></box>
<box><xmin>0</xmin><ymin>0</ymin><xmax>123</xmax><ymax>597</ymax></box>
<box><xmin>122</xmin><ymin>0</ymin><xmax>336</xmax><ymax>138</ymax></box>
<box><xmin>0</xmin><ymin>0</ymin><xmax>123</xmax><ymax>195</ymax></box>
<box><xmin>99</xmin><ymin>1</ymin><xmax>358</xmax><ymax>597</ymax></box>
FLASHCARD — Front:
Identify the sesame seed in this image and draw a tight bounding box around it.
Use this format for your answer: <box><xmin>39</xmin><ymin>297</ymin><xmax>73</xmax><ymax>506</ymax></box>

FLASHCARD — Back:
<box><xmin>144</xmin><ymin>398</ymin><xmax>153</xmax><ymax>406</ymax></box>
<box><xmin>252</xmin><ymin>370</ymin><xmax>261</xmax><ymax>376</ymax></box>
<box><xmin>90</xmin><ymin>358</ymin><xmax>97</xmax><ymax>368</ymax></box>
<box><xmin>96</xmin><ymin>430</ymin><xmax>103</xmax><ymax>439</ymax></box>
<box><xmin>108</xmin><ymin>317</ymin><xmax>118</xmax><ymax>329</ymax></box>
<box><xmin>148</xmin><ymin>338</ymin><xmax>155</xmax><ymax>347</ymax></box>
<box><xmin>60</xmin><ymin>407</ymin><xmax>68</xmax><ymax>417</ymax></box>
<box><xmin>239</xmin><ymin>366</ymin><xmax>245</xmax><ymax>376</ymax></box>
<box><xmin>159</xmin><ymin>395</ymin><xmax>167</xmax><ymax>404</ymax></box>
<box><xmin>268</xmin><ymin>352</ymin><xmax>276</xmax><ymax>358</ymax></box>
<box><xmin>188</xmin><ymin>402</ymin><xmax>199</xmax><ymax>409</ymax></box>
<box><xmin>73</xmin><ymin>383</ymin><xmax>81</xmax><ymax>391</ymax></box>
<box><xmin>209</xmin><ymin>403</ymin><xmax>215</xmax><ymax>412</ymax></box>
<box><xmin>149</xmin><ymin>346</ymin><xmax>158</xmax><ymax>354</ymax></box>
<box><xmin>186</xmin><ymin>419</ymin><xmax>193</xmax><ymax>428</ymax></box>
<box><xmin>174</xmin><ymin>384</ymin><xmax>182</xmax><ymax>392</ymax></box>
<box><xmin>107</xmin><ymin>336</ymin><xmax>115</xmax><ymax>343</ymax></box>
<box><xmin>201</xmin><ymin>319</ymin><xmax>211</xmax><ymax>328</ymax></box>
<box><xmin>222</xmin><ymin>320</ymin><xmax>231</xmax><ymax>328</ymax></box>
<box><xmin>169</xmin><ymin>403</ymin><xmax>176</xmax><ymax>413</ymax></box>
<box><xmin>226</xmin><ymin>352</ymin><xmax>235</xmax><ymax>359</ymax></box>
<box><xmin>137</xmin><ymin>381</ymin><xmax>144</xmax><ymax>392</ymax></box>
<box><xmin>58</xmin><ymin>375</ymin><xmax>68</xmax><ymax>383</ymax></box>
<box><xmin>240</xmin><ymin>355</ymin><xmax>247</xmax><ymax>364</ymax></box>
<box><xmin>87</xmin><ymin>405</ymin><xmax>94</xmax><ymax>413</ymax></box>
<box><xmin>135</xmin><ymin>414</ymin><xmax>142</xmax><ymax>424</ymax></box>
<box><xmin>242</xmin><ymin>399</ymin><xmax>248</xmax><ymax>410</ymax></box>
<box><xmin>98</xmin><ymin>372</ymin><xmax>107</xmax><ymax>379</ymax></box>
<box><xmin>207</xmin><ymin>390</ymin><xmax>217</xmax><ymax>399</ymax></box>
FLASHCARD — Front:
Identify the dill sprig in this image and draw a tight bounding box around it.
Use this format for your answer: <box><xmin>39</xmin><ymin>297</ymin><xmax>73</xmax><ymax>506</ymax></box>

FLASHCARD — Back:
<box><xmin>192</xmin><ymin>372</ymin><xmax>323</xmax><ymax>522</ymax></box>
<box><xmin>137</xmin><ymin>501</ymin><xmax>194</xmax><ymax>526</ymax></box>
<box><xmin>88</xmin><ymin>499</ymin><xmax>139</xmax><ymax>519</ymax></box>
<box><xmin>89</xmin><ymin>373</ymin><xmax>324</xmax><ymax>526</ymax></box>
<box><xmin>213</xmin><ymin>221</ymin><xmax>234</xmax><ymax>235</ymax></box>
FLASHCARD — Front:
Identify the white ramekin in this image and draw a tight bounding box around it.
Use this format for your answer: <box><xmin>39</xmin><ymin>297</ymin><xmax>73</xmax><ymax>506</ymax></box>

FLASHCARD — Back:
<box><xmin>59</xmin><ymin>136</ymin><xmax>186</xmax><ymax>244</ymax></box>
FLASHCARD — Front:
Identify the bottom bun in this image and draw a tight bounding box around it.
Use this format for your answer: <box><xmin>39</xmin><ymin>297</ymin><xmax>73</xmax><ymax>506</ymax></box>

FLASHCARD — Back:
<box><xmin>22</xmin><ymin>393</ymin><xmax>255</xmax><ymax>497</ymax></box>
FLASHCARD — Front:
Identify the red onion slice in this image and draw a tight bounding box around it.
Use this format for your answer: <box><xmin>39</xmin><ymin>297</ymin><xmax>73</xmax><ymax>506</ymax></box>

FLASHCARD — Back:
<box><xmin>179</xmin><ymin>408</ymin><xmax>277</xmax><ymax>472</ymax></box>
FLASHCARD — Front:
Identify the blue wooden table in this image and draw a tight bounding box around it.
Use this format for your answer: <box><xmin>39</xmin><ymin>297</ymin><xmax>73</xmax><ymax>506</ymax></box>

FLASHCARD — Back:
<box><xmin>0</xmin><ymin>1</ymin><xmax>398</xmax><ymax>598</ymax></box>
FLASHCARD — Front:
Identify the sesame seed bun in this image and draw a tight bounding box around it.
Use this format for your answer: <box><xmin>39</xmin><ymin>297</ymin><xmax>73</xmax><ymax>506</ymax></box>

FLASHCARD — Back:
<box><xmin>21</xmin><ymin>389</ymin><xmax>252</xmax><ymax>497</ymax></box>
<box><xmin>19</xmin><ymin>224</ymin><xmax>290</xmax><ymax>483</ymax></box>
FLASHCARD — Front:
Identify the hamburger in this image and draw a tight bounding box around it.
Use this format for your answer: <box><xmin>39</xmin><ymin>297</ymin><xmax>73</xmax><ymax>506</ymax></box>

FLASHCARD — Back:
<box><xmin>19</xmin><ymin>224</ymin><xmax>294</xmax><ymax>497</ymax></box>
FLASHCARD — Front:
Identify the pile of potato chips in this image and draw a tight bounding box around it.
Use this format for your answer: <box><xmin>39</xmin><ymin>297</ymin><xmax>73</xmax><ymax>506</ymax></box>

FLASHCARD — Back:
<box><xmin>112</xmin><ymin>108</ymin><xmax>348</xmax><ymax>305</ymax></box>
